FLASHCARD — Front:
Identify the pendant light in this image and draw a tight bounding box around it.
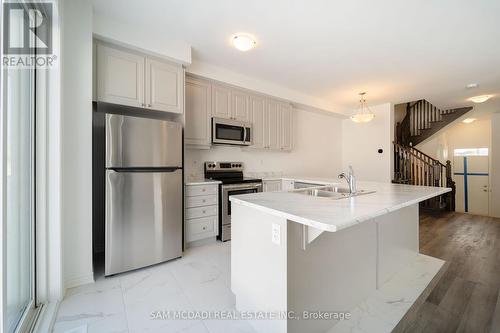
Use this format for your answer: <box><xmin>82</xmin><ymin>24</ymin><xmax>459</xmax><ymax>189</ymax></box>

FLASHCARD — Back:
<box><xmin>350</xmin><ymin>92</ymin><xmax>375</xmax><ymax>123</ymax></box>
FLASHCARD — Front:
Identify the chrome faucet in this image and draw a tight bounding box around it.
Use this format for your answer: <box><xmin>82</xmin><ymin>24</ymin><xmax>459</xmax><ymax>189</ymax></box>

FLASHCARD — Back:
<box><xmin>338</xmin><ymin>166</ymin><xmax>357</xmax><ymax>194</ymax></box>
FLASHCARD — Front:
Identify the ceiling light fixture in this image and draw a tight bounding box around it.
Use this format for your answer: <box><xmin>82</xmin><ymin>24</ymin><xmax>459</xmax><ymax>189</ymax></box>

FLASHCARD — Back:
<box><xmin>466</xmin><ymin>83</ymin><xmax>479</xmax><ymax>89</ymax></box>
<box><xmin>462</xmin><ymin>118</ymin><xmax>477</xmax><ymax>124</ymax></box>
<box><xmin>469</xmin><ymin>95</ymin><xmax>492</xmax><ymax>103</ymax></box>
<box><xmin>231</xmin><ymin>33</ymin><xmax>256</xmax><ymax>51</ymax></box>
<box><xmin>350</xmin><ymin>92</ymin><xmax>375</xmax><ymax>123</ymax></box>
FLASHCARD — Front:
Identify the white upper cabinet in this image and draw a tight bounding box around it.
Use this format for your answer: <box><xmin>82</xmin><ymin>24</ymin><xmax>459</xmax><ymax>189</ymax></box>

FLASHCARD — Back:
<box><xmin>231</xmin><ymin>89</ymin><xmax>250</xmax><ymax>121</ymax></box>
<box><xmin>266</xmin><ymin>99</ymin><xmax>280</xmax><ymax>150</ymax></box>
<box><xmin>279</xmin><ymin>102</ymin><xmax>293</xmax><ymax>151</ymax></box>
<box><xmin>96</xmin><ymin>42</ymin><xmax>184</xmax><ymax>114</ymax></box>
<box><xmin>97</xmin><ymin>43</ymin><xmax>145</xmax><ymax>108</ymax></box>
<box><xmin>211</xmin><ymin>84</ymin><xmax>232</xmax><ymax>119</ymax></box>
<box><xmin>184</xmin><ymin>75</ymin><xmax>293</xmax><ymax>151</ymax></box>
<box><xmin>145</xmin><ymin>58</ymin><xmax>183</xmax><ymax>114</ymax></box>
<box><xmin>185</xmin><ymin>77</ymin><xmax>212</xmax><ymax>147</ymax></box>
<box><xmin>249</xmin><ymin>94</ymin><xmax>266</xmax><ymax>149</ymax></box>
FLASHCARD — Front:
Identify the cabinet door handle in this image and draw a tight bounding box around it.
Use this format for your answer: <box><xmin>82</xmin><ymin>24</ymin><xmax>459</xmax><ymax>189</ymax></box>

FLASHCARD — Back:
<box><xmin>141</xmin><ymin>103</ymin><xmax>146</xmax><ymax>107</ymax></box>
<box><xmin>202</xmin><ymin>199</ymin><xmax>206</xmax><ymax>203</ymax></box>
<box><xmin>202</xmin><ymin>210</ymin><xmax>206</xmax><ymax>214</ymax></box>
<box><xmin>202</xmin><ymin>188</ymin><xmax>206</xmax><ymax>192</ymax></box>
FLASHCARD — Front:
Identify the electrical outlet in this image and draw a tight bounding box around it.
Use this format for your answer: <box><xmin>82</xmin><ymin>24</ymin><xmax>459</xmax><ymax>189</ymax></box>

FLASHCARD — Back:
<box><xmin>272</xmin><ymin>223</ymin><xmax>281</xmax><ymax>245</ymax></box>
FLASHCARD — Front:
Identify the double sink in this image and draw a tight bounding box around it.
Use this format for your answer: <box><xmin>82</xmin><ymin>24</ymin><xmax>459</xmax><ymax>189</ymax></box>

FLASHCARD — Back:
<box><xmin>291</xmin><ymin>185</ymin><xmax>375</xmax><ymax>200</ymax></box>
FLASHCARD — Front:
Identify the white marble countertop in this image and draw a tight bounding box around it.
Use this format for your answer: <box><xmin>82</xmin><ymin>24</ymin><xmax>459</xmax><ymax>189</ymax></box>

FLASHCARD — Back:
<box><xmin>184</xmin><ymin>177</ymin><xmax>221</xmax><ymax>186</ymax></box>
<box><xmin>230</xmin><ymin>181</ymin><xmax>451</xmax><ymax>232</ymax></box>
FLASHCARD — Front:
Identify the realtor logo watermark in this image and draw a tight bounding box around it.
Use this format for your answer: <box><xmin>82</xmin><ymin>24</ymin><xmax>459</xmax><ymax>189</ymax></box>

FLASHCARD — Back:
<box><xmin>2</xmin><ymin>1</ymin><xmax>57</xmax><ymax>68</ymax></box>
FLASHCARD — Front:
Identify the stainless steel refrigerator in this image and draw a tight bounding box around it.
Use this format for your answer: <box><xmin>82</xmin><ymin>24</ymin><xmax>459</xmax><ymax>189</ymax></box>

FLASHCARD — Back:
<box><xmin>105</xmin><ymin>114</ymin><xmax>182</xmax><ymax>276</ymax></box>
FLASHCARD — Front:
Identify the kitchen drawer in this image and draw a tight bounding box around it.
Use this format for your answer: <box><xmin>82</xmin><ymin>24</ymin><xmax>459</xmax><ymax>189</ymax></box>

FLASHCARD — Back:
<box><xmin>185</xmin><ymin>194</ymin><xmax>218</xmax><ymax>208</ymax></box>
<box><xmin>185</xmin><ymin>205</ymin><xmax>218</xmax><ymax>219</ymax></box>
<box><xmin>185</xmin><ymin>184</ymin><xmax>218</xmax><ymax>197</ymax></box>
<box><xmin>186</xmin><ymin>216</ymin><xmax>217</xmax><ymax>242</ymax></box>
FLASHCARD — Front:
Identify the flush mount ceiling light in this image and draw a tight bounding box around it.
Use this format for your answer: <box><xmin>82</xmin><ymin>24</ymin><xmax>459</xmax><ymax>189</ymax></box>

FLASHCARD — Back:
<box><xmin>462</xmin><ymin>118</ymin><xmax>477</xmax><ymax>124</ymax></box>
<box><xmin>469</xmin><ymin>95</ymin><xmax>492</xmax><ymax>103</ymax></box>
<box><xmin>350</xmin><ymin>92</ymin><xmax>375</xmax><ymax>123</ymax></box>
<box><xmin>466</xmin><ymin>83</ymin><xmax>479</xmax><ymax>89</ymax></box>
<box><xmin>231</xmin><ymin>33</ymin><xmax>257</xmax><ymax>51</ymax></box>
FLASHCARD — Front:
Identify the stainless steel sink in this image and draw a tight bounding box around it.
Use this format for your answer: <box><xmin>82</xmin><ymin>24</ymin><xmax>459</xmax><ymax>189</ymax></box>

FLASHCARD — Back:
<box><xmin>291</xmin><ymin>186</ymin><xmax>375</xmax><ymax>200</ymax></box>
<box><xmin>296</xmin><ymin>189</ymin><xmax>348</xmax><ymax>199</ymax></box>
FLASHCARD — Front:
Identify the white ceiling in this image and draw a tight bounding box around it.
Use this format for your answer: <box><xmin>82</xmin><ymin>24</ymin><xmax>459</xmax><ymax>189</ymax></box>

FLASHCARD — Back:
<box><xmin>90</xmin><ymin>0</ymin><xmax>500</xmax><ymax>112</ymax></box>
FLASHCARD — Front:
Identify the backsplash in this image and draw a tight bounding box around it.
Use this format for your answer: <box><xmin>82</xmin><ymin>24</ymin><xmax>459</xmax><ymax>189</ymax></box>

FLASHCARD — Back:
<box><xmin>184</xmin><ymin>145</ymin><xmax>340</xmax><ymax>180</ymax></box>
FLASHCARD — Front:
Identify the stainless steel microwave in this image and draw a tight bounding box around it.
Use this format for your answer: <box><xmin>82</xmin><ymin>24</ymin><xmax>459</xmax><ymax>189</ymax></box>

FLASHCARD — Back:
<box><xmin>212</xmin><ymin>117</ymin><xmax>252</xmax><ymax>146</ymax></box>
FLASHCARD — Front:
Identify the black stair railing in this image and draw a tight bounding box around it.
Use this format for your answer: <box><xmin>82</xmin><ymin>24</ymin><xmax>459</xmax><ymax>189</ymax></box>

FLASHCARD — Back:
<box><xmin>396</xmin><ymin>99</ymin><xmax>473</xmax><ymax>146</ymax></box>
<box><xmin>393</xmin><ymin>142</ymin><xmax>456</xmax><ymax>211</ymax></box>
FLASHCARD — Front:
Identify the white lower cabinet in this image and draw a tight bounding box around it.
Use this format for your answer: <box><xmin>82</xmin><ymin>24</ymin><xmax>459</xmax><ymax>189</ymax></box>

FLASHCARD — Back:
<box><xmin>263</xmin><ymin>180</ymin><xmax>282</xmax><ymax>192</ymax></box>
<box><xmin>185</xmin><ymin>183</ymin><xmax>219</xmax><ymax>243</ymax></box>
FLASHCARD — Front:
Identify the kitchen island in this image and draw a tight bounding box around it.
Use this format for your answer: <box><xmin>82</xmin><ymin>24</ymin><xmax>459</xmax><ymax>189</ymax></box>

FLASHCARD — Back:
<box><xmin>230</xmin><ymin>181</ymin><xmax>450</xmax><ymax>333</ymax></box>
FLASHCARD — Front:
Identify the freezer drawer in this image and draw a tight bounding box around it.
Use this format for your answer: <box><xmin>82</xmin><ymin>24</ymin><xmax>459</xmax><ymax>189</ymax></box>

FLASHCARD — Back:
<box><xmin>105</xmin><ymin>169</ymin><xmax>182</xmax><ymax>275</ymax></box>
<box><xmin>106</xmin><ymin>114</ymin><xmax>182</xmax><ymax>168</ymax></box>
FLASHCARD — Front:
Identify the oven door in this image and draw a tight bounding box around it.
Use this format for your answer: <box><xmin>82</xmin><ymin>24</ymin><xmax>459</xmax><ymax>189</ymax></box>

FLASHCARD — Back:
<box><xmin>212</xmin><ymin>118</ymin><xmax>252</xmax><ymax>146</ymax></box>
<box><xmin>221</xmin><ymin>183</ymin><xmax>262</xmax><ymax>240</ymax></box>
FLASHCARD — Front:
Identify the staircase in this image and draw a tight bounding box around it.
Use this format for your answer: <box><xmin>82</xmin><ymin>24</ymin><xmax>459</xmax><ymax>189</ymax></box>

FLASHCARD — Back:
<box><xmin>396</xmin><ymin>99</ymin><xmax>473</xmax><ymax>146</ymax></box>
<box><xmin>393</xmin><ymin>142</ymin><xmax>456</xmax><ymax>211</ymax></box>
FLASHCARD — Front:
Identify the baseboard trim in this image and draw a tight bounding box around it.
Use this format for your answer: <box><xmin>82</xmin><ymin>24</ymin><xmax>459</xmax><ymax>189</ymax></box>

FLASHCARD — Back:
<box><xmin>65</xmin><ymin>272</ymin><xmax>94</xmax><ymax>289</ymax></box>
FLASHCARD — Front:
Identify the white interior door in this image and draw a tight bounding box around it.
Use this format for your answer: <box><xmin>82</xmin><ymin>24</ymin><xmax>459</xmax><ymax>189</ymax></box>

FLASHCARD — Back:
<box><xmin>453</xmin><ymin>155</ymin><xmax>489</xmax><ymax>215</ymax></box>
<box><xmin>467</xmin><ymin>156</ymin><xmax>489</xmax><ymax>215</ymax></box>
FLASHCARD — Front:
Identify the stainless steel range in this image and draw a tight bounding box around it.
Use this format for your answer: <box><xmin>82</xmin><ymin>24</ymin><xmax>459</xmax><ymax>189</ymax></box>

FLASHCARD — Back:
<box><xmin>204</xmin><ymin>162</ymin><xmax>262</xmax><ymax>241</ymax></box>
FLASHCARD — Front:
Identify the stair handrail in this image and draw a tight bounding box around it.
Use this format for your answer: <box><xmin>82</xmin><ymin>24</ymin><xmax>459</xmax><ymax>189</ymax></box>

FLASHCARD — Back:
<box><xmin>393</xmin><ymin>142</ymin><xmax>445</xmax><ymax>168</ymax></box>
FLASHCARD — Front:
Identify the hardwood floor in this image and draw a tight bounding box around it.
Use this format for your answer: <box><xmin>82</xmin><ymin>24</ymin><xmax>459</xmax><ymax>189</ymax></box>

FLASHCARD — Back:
<box><xmin>393</xmin><ymin>211</ymin><xmax>500</xmax><ymax>333</ymax></box>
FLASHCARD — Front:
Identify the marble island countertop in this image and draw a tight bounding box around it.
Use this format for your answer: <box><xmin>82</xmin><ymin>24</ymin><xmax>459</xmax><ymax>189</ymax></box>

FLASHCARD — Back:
<box><xmin>230</xmin><ymin>181</ymin><xmax>451</xmax><ymax>232</ymax></box>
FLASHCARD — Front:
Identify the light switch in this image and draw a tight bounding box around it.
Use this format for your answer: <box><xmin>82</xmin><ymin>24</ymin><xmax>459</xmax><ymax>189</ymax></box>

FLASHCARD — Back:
<box><xmin>272</xmin><ymin>223</ymin><xmax>281</xmax><ymax>245</ymax></box>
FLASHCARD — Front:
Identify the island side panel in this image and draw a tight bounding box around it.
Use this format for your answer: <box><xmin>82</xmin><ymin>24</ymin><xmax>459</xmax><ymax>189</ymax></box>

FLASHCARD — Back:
<box><xmin>376</xmin><ymin>204</ymin><xmax>419</xmax><ymax>287</ymax></box>
<box><xmin>287</xmin><ymin>221</ymin><xmax>378</xmax><ymax>333</ymax></box>
<box><xmin>231</xmin><ymin>202</ymin><xmax>288</xmax><ymax>333</ymax></box>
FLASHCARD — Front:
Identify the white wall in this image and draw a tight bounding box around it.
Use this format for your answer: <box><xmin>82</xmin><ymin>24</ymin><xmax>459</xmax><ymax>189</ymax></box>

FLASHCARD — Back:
<box><xmin>188</xmin><ymin>61</ymin><xmax>342</xmax><ymax>116</ymax></box>
<box><xmin>341</xmin><ymin>103</ymin><xmax>394</xmax><ymax>182</ymax></box>
<box><xmin>61</xmin><ymin>0</ymin><xmax>93</xmax><ymax>289</ymax></box>
<box><xmin>417</xmin><ymin>119</ymin><xmax>492</xmax><ymax>163</ymax></box>
<box><xmin>491</xmin><ymin>113</ymin><xmax>500</xmax><ymax>218</ymax></box>
<box><xmin>93</xmin><ymin>12</ymin><xmax>191</xmax><ymax>65</ymax></box>
<box><xmin>185</xmin><ymin>109</ymin><xmax>343</xmax><ymax>178</ymax></box>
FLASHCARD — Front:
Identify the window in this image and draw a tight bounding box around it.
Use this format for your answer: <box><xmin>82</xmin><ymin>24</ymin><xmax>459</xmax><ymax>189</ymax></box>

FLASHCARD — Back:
<box><xmin>453</xmin><ymin>148</ymin><xmax>489</xmax><ymax>157</ymax></box>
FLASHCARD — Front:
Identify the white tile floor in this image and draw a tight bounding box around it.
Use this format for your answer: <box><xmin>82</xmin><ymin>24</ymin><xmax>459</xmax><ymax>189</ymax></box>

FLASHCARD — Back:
<box><xmin>53</xmin><ymin>242</ymin><xmax>256</xmax><ymax>333</ymax></box>
<box><xmin>54</xmin><ymin>242</ymin><xmax>444</xmax><ymax>333</ymax></box>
